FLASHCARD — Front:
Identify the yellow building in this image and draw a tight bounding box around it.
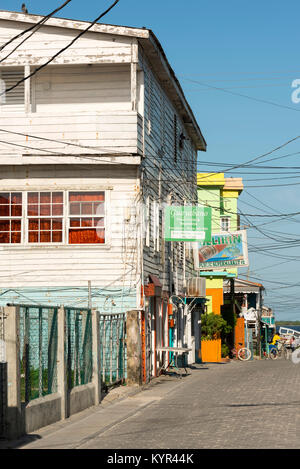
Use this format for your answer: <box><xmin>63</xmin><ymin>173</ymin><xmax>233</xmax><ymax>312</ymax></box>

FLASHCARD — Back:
<box><xmin>197</xmin><ymin>173</ymin><xmax>244</xmax><ymax>316</ymax></box>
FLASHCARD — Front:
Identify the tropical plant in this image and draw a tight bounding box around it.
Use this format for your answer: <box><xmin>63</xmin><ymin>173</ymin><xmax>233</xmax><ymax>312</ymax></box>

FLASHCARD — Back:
<box><xmin>221</xmin><ymin>343</ymin><xmax>230</xmax><ymax>358</ymax></box>
<box><xmin>201</xmin><ymin>313</ymin><xmax>232</xmax><ymax>341</ymax></box>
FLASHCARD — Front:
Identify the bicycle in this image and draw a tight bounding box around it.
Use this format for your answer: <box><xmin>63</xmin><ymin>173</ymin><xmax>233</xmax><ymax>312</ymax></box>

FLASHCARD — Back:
<box><xmin>269</xmin><ymin>340</ymin><xmax>288</xmax><ymax>360</ymax></box>
<box><xmin>231</xmin><ymin>342</ymin><xmax>252</xmax><ymax>361</ymax></box>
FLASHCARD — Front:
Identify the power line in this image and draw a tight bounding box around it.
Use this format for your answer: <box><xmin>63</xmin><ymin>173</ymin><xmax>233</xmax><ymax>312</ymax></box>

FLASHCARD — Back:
<box><xmin>179</xmin><ymin>76</ymin><xmax>300</xmax><ymax>113</ymax></box>
<box><xmin>0</xmin><ymin>126</ymin><xmax>133</xmax><ymax>156</ymax></box>
<box><xmin>0</xmin><ymin>1</ymin><xmax>72</xmax><ymax>64</ymax></box>
<box><xmin>178</xmin><ymin>69</ymin><xmax>300</xmax><ymax>79</ymax></box>
<box><xmin>0</xmin><ymin>0</ymin><xmax>121</xmax><ymax>98</ymax></box>
<box><xmin>246</xmin><ymin>181</ymin><xmax>300</xmax><ymax>188</ymax></box>
<box><xmin>0</xmin><ymin>1</ymin><xmax>72</xmax><ymax>52</ymax></box>
<box><xmin>185</xmin><ymin>83</ymin><xmax>292</xmax><ymax>91</ymax></box>
<box><xmin>197</xmin><ymin>135</ymin><xmax>300</xmax><ymax>182</ymax></box>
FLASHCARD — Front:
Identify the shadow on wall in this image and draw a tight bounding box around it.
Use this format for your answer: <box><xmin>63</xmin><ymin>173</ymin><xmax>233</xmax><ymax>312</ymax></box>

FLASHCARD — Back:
<box><xmin>0</xmin><ymin>405</ymin><xmax>41</xmax><ymax>448</ymax></box>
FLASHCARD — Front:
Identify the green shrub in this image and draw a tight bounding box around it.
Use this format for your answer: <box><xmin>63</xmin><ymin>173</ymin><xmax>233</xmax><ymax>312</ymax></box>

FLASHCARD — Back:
<box><xmin>221</xmin><ymin>344</ymin><xmax>230</xmax><ymax>358</ymax></box>
<box><xmin>201</xmin><ymin>313</ymin><xmax>232</xmax><ymax>341</ymax></box>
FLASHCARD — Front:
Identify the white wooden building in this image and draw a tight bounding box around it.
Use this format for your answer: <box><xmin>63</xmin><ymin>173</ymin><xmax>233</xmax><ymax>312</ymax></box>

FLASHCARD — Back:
<box><xmin>0</xmin><ymin>10</ymin><xmax>206</xmax><ymax>376</ymax></box>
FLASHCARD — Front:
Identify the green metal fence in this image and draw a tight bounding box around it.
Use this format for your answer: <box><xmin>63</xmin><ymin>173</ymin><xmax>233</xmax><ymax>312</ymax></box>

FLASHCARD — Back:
<box><xmin>16</xmin><ymin>305</ymin><xmax>125</xmax><ymax>402</ymax></box>
<box><xmin>19</xmin><ymin>305</ymin><xmax>58</xmax><ymax>403</ymax></box>
<box><xmin>100</xmin><ymin>313</ymin><xmax>126</xmax><ymax>386</ymax></box>
<box><xmin>0</xmin><ymin>307</ymin><xmax>7</xmax><ymax>437</ymax></box>
<box><xmin>65</xmin><ymin>308</ymin><xmax>93</xmax><ymax>390</ymax></box>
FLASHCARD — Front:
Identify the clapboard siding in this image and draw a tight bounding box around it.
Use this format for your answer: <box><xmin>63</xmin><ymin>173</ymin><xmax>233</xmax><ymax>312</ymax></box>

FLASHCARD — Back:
<box><xmin>0</xmin><ymin>110</ymin><xmax>143</xmax><ymax>162</ymax></box>
<box><xmin>0</xmin><ymin>22</ymin><xmax>133</xmax><ymax>66</ymax></box>
<box><xmin>0</xmin><ymin>62</ymin><xmax>142</xmax><ymax>161</ymax></box>
<box><xmin>33</xmin><ymin>65</ymin><xmax>131</xmax><ymax>113</ymax></box>
<box><xmin>0</xmin><ymin>15</ymin><xmax>201</xmax><ymax>304</ymax></box>
<box><xmin>139</xmin><ymin>51</ymin><xmax>197</xmax><ymax>293</ymax></box>
<box><xmin>0</xmin><ymin>165</ymin><xmax>141</xmax><ymax>290</ymax></box>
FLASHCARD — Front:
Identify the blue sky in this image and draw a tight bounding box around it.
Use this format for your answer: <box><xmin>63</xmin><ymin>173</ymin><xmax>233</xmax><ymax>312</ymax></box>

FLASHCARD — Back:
<box><xmin>1</xmin><ymin>0</ymin><xmax>300</xmax><ymax>320</ymax></box>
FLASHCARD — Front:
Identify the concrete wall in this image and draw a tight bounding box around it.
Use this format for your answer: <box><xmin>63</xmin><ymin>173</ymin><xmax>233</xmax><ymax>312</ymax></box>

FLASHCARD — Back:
<box><xmin>23</xmin><ymin>384</ymin><xmax>97</xmax><ymax>434</ymax></box>
<box><xmin>4</xmin><ymin>307</ymin><xmax>102</xmax><ymax>439</ymax></box>
<box><xmin>69</xmin><ymin>383</ymin><xmax>96</xmax><ymax>417</ymax></box>
<box><xmin>24</xmin><ymin>393</ymin><xmax>61</xmax><ymax>434</ymax></box>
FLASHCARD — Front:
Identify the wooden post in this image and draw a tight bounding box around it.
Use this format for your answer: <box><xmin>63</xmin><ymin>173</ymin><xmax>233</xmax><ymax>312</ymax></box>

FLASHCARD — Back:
<box><xmin>126</xmin><ymin>310</ymin><xmax>142</xmax><ymax>385</ymax></box>
<box><xmin>5</xmin><ymin>306</ymin><xmax>22</xmax><ymax>439</ymax></box>
<box><xmin>57</xmin><ymin>306</ymin><xmax>68</xmax><ymax>419</ymax></box>
<box><xmin>92</xmin><ymin>309</ymin><xmax>101</xmax><ymax>405</ymax></box>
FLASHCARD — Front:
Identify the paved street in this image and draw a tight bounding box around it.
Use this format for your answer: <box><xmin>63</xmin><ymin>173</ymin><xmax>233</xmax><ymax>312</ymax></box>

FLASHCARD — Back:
<box><xmin>15</xmin><ymin>358</ymin><xmax>300</xmax><ymax>449</ymax></box>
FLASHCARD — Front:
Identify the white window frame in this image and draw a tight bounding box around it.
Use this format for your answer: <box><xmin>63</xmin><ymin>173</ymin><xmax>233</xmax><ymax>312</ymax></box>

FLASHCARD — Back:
<box><xmin>0</xmin><ymin>189</ymin><xmax>108</xmax><ymax>247</ymax></box>
<box><xmin>152</xmin><ymin>200</ymin><xmax>160</xmax><ymax>252</ymax></box>
<box><xmin>0</xmin><ymin>192</ymin><xmax>23</xmax><ymax>245</ymax></box>
<box><xmin>145</xmin><ymin>196</ymin><xmax>150</xmax><ymax>248</ymax></box>
<box><xmin>67</xmin><ymin>190</ymin><xmax>106</xmax><ymax>246</ymax></box>
<box><xmin>220</xmin><ymin>216</ymin><xmax>231</xmax><ymax>232</ymax></box>
<box><xmin>25</xmin><ymin>191</ymin><xmax>65</xmax><ymax>245</ymax></box>
<box><xmin>0</xmin><ymin>68</ymin><xmax>25</xmax><ymax>113</ymax></box>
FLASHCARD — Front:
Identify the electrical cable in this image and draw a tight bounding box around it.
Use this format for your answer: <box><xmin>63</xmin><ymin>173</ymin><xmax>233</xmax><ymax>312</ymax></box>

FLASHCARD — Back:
<box><xmin>179</xmin><ymin>76</ymin><xmax>300</xmax><ymax>113</ymax></box>
<box><xmin>0</xmin><ymin>1</ymin><xmax>72</xmax><ymax>64</ymax></box>
<box><xmin>0</xmin><ymin>1</ymin><xmax>72</xmax><ymax>52</ymax></box>
<box><xmin>0</xmin><ymin>0</ymin><xmax>121</xmax><ymax>98</ymax></box>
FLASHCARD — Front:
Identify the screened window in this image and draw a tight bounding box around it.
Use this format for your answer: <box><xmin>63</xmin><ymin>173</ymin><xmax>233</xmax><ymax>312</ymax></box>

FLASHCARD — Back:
<box><xmin>27</xmin><ymin>192</ymin><xmax>64</xmax><ymax>243</ymax></box>
<box><xmin>68</xmin><ymin>192</ymin><xmax>105</xmax><ymax>244</ymax></box>
<box><xmin>0</xmin><ymin>192</ymin><xmax>22</xmax><ymax>243</ymax></box>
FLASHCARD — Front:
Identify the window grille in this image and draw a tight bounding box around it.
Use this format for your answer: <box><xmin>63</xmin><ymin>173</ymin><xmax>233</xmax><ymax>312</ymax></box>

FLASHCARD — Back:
<box><xmin>27</xmin><ymin>192</ymin><xmax>64</xmax><ymax>243</ymax></box>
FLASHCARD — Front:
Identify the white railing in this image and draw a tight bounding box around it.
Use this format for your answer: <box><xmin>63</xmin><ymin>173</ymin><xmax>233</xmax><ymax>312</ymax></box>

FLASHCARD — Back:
<box><xmin>0</xmin><ymin>111</ymin><xmax>143</xmax><ymax>162</ymax></box>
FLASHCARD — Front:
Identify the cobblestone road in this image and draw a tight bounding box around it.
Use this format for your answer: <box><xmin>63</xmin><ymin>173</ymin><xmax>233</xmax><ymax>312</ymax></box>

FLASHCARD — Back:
<box><xmin>19</xmin><ymin>358</ymin><xmax>300</xmax><ymax>449</ymax></box>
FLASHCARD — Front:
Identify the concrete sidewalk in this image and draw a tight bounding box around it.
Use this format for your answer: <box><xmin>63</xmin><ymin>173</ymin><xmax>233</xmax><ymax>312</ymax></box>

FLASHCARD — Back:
<box><xmin>3</xmin><ymin>358</ymin><xmax>299</xmax><ymax>449</ymax></box>
<box><xmin>1</xmin><ymin>367</ymin><xmax>198</xmax><ymax>449</ymax></box>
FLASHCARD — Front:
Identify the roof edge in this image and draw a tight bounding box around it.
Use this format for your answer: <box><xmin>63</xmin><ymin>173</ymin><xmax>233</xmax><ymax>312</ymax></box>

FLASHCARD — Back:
<box><xmin>0</xmin><ymin>10</ymin><xmax>150</xmax><ymax>38</ymax></box>
<box><xmin>0</xmin><ymin>9</ymin><xmax>206</xmax><ymax>151</ymax></box>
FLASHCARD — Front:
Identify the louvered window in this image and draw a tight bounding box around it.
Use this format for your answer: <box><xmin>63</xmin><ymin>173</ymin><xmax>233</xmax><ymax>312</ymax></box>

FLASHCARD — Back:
<box><xmin>0</xmin><ymin>69</ymin><xmax>24</xmax><ymax>112</ymax></box>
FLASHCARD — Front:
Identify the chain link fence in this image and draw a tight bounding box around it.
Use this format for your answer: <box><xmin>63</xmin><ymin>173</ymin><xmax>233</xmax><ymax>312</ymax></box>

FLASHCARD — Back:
<box><xmin>65</xmin><ymin>308</ymin><xmax>93</xmax><ymax>390</ymax></box>
<box><xmin>6</xmin><ymin>305</ymin><xmax>126</xmax><ymax>406</ymax></box>
<box><xmin>19</xmin><ymin>305</ymin><xmax>58</xmax><ymax>403</ymax></box>
<box><xmin>0</xmin><ymin>307</ymin><xmax>5</xmax><ymax>363</ymax></box>
<box><xmin>100</xmin><ymin>313</ymin><xmax>126</xmax><ymax>386</ymax></box>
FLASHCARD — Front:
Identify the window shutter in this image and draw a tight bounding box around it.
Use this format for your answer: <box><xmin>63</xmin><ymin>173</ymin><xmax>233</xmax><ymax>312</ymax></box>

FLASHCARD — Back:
<box><xmin>0</xmin><ymin>70</ymin><xmax>24</xmax><ymax>112</ymax></box>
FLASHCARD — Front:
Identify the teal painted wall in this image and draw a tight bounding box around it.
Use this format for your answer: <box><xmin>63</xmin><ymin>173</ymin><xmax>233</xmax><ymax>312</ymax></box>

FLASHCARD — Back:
<box><xmin>0</xmin><ymin>286</ymin><xmax>137</xmax><ymax>314</ymax></box>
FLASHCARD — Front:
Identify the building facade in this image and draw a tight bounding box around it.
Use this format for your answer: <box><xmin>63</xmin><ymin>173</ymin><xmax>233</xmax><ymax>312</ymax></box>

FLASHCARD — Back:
<box><xmin>0</xmin><ymin>11</ymin><xmax>206</xmax><ymax>378</ymax></box>
<box><xmin>197</xmin><ymin>173</ymin><xmax>244</xmax><ymax>316</ymax></box>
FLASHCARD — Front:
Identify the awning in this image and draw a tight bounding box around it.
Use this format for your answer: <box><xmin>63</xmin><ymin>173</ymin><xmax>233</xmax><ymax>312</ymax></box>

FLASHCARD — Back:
<box><xmin>149</xmin><ymin>275</ymin><xmax>162</xmax><ymax>287</ymax></box>
<box><xmin>199</xmin><ymin>271</ymin><xmax>236</xmax><ymax>278</ymax></box>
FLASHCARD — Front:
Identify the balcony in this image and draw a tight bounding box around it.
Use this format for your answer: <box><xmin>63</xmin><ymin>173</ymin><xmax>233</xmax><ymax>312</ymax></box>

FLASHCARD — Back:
<box><xmin>0</xmin><ymin>110</ymin><xmax>143</xmax><ymax>165</ymax></box>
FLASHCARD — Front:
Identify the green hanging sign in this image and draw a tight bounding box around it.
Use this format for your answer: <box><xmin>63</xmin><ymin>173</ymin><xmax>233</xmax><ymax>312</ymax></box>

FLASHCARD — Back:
<box><xmin>164</xmin><ymin>205</ymin><xmax>212</xmax><ymax>242</ymax></box>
